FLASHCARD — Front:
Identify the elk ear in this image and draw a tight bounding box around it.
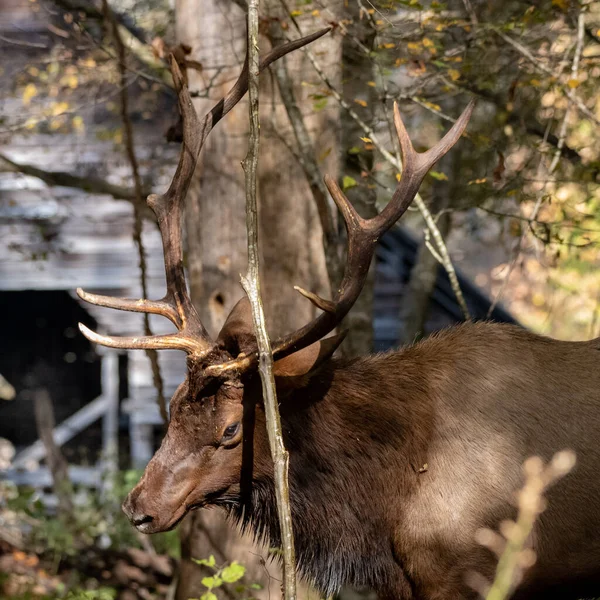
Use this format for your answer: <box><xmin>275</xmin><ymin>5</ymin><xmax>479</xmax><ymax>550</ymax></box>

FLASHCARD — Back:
<box><xmin>216</xmin><ymin>297</ymin><xmax>256</xmax><ymax>355</ymax></box>
<box><xmin>273</xmin><ymin>331</ymin><xmax>346</xmax><ymax>391</ymax></box>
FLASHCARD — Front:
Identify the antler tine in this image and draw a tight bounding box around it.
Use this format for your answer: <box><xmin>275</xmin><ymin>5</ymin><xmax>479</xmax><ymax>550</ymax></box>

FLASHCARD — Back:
<box><xmin>76</xmin><ymin>288</ymin><xmax>180</xmax><ymax>327</ymax></box>
<box><xmin>370</xmin><ymin>99</ymin><xmax>476</xmax><ymax>238</ymax></box>
<box><xmin>78</xmin><ymin>29</ymin><xmax>332</xmax><ymax>359</ymax></box>
<box><xmin>205</xmin><ymin>100</ymin><xmax>475</xmax><ymax>377</ymax></box>
<box><xmin>78</xmin><ymin>323</ymin><xmax>205</xmax><ymax>355</ymax></box>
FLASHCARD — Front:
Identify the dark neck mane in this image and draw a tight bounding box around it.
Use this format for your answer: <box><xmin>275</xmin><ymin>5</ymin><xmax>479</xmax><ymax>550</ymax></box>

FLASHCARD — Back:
<box><xmin>226</xmin><ymin>353</ymin><xmax>433</xmax><ymax>596</ymax></box>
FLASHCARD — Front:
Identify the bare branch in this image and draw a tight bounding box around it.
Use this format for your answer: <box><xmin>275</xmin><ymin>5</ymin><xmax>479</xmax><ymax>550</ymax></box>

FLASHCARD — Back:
<box><xmin>494</xmin><ymin>28</ymin><xmax>600</xmax><ymax>127</ymax></box>
<box><xmin>277</xmin><ymin>7</ymin><xmax>471</xmax><ymax>321</ymax></box>
<box><xmin>240</xmin><ymin>3</ymin><xmax>297</xmax><ymax>599</ymax></box>
<box><xmin>104</xmin><ymin>0</ymin><xmax>168</xmax><ymax>424</ymax></box>
<box><xmin>0</xmin><ymin>152</ymin><xmax>156</xmax><ymax>220</ymax></box>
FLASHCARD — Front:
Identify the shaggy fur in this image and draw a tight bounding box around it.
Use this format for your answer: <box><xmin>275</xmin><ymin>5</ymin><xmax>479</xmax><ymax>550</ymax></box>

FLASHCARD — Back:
<box><xmin>125</xmin><ymin>322</ymin><xmax>600</xmax><ymax>599</ymax></box>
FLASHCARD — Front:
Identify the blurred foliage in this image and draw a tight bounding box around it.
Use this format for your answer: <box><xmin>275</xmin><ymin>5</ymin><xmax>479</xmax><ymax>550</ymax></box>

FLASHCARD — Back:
<box><xmin>190</xmin><ymin>555</ymin><xmax>263</xmax><ymax>600</ymax></box>
<box><xmin>2</xmin><ymin>470</ymin><xmax>179</xmax><ymax>560</ymax></box>
<box><xmin>2</xmin><ymin>0</ymin><xmax>600</xmax><ymax>339</ymax></box>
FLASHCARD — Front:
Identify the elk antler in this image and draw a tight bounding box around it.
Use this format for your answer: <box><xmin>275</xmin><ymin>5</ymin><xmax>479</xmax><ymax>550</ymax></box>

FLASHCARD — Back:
<box><xmin>77</xmin><ymin>28</ymin><xmax>332</xmax><ymax>360</ymax></box>
<box><xmin>205</xmin><ymin>99</ymin><xmax>475</xmax><ymax>376</ymax></box>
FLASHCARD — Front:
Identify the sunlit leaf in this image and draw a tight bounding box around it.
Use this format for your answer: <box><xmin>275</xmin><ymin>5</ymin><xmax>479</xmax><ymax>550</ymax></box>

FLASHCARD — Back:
<box><xmin>72</xmin><ymin>115</ymin><xmax>84</xmax><ymax>133</ymax></box>
<box><xmin>354</xmin><ymin>99</ymin><xmax>367</xmax><ymax>107</ymax></box>
<box><xmin>22</xmin><ymin>83</ymin><xmax>38</xmax><ymax>106</ymax></box>
<box><xmin>429</xmin><ymin>171</ymin><xmax>448</xmax><ymax>181</ymax></box>
<box><xmin>448</xmin><ymin>69</ymin><xmax>461</xmax><ymax>81</ymax></box>
<box><xmin>342</xmin><ymin>175</ymin><xmax>357</xmax><ymax>190</ymax></box>
<box><xmin>221</xmin><ymin>562</ymin><xmax>246</xmax><ymax>583</ymax></box>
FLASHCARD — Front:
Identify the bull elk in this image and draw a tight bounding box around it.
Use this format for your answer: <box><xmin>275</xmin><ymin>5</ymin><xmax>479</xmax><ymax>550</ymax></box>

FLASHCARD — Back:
<box><xmin>77</xmin><ymin>29</ymin><xmax>600</xmax><ymax>600</ymax></box>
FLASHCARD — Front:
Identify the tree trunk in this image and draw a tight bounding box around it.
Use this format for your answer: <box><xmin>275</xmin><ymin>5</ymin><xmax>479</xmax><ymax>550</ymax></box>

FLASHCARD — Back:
<box><xmin>174</xmin><ymin>1</ymin><xmax>340</xmax><ymax>598</ymax></box>
<box><xmin>340</xmin><ymin>11</ymin><xmax>377</xmax><ymax>358</ymax></box>
<box><xmin>399</xmin><ymin>150</ymin><xmax>456</xmax><ymax>345</ymax></box>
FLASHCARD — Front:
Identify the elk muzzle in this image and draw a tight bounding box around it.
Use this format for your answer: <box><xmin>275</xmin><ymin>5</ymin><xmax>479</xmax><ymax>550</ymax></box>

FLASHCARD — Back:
<box><xmin>122</xmin><ymin>451</ymin><xmax>200</xmax><ymax>534</ymax></box>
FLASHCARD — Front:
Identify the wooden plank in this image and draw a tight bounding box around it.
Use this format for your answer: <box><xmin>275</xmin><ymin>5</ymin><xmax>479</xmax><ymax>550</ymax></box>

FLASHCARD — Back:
<box><xmin>12</xmin><ymin>395</ymin><xmax>108</xmax><ymax>468</ymax></box>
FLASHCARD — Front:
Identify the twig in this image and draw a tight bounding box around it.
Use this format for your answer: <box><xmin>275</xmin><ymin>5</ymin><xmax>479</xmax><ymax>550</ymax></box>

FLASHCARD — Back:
<box><xmin>473</xmin><ymin>451</ymin><xmax>576</xmax><ymax>600</ymax></box>
<box><xmin>494</xmin><ymin>28</ymin><xmax>599</xmax><ymax>127</ymax></box>
<box><xmin>278</xmin><ymin>3</ymin><xmax>471</xmax><ymax>320</ymax></box>
<box><xmin>240</xmin><ymin>3</ymin><xmax>296</xmax><ymax>599</ymax></box>
<box><xmin>487</xmin><ymin>10</ymin><xmax>586</xmax><ymax>317</ymax></box>
<box><xmin>0</xmin><ymin>34</ymin><xmax>48</xmax><ymax>49</ymax></box>
<box><xmin>103</xmin><ymin>0</ymin><xmax>168</xmax><ymax>425</ymax></box>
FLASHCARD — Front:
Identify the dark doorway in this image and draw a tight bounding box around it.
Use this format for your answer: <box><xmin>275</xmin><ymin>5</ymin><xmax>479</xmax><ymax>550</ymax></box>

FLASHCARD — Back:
<box><xmin>0</xmin><ymin>291</ymin><xmax>101</xmax><ymax>458</ymax></box>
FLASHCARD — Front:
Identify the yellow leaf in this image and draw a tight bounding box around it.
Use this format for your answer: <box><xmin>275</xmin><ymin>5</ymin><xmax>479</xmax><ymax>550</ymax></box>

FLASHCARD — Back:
<box><xmin>311</xmin><ymin>9</ymin><xmax>320</xmax><ymax>16</ymax></box>
<box><xmin>468</xmin><ymin>178</ymin><xmax>488</xmax><ymax>185</ymax></box>
<box><xmin>567</xmin><ymin>78</ymin><xmax>580</xmax><ymax>89</ymax></box>
<box><xmin>22</xmin><ymin>83</ymin><xmax>38</xmax><ymax>105</ymax></box>
<box><xmin>360</xmin><ymin>136</ymin><xmax>372</xmax><ymax>143</ymax></box>
<box><xmin>72</xmin><ymin>115</ymin><xmax>84</xmax><ymax>133</ymax></box>
<box><xmin>290</xmin><ymin>9</ymin><xmax>302</xmax><ymax>17</ymax></box>
<box><xmin>375</xmin><ymin>19</ymin><xmax>384</xmax><ymax>25</ymax></box>
<box><xmin>51</xmin><ymin>101</ymin><xmax>69</xmax><ymax>116</ymax></box>
<box><xmin>395</xmin><ymin>173</ymin><xmax>402</xmax><ymax>182</ymax></box>
<box><xmin>81</xmin><ymin>58</ymin><xmax>96</xmax><ymax>68</ymax></box>
<box><xmin>64</xmin><ymin>74</ymin><xmax>78</xmax><ymax>89</ymax></box>
<box><xmin>422</xmin><ymin>37</ymin><xmax>434</xmax><ymax>47</ymax></box>
<box><xmin>367</xmin><ymin>81</ymin><xmax>376</xmax><ymax>87</ymax></box>
<box><xmin>395</xmin><ymin>57</ymin><xmax>407</xmax><ymax>66</ymax></box>
<box><xmin>407</xmin><ymin>42</ymin><xmax>421</xmax><ymax>52</ymax></box>
<box><xmin>354</xmin><ymin>99</ymin><xmax>367</xmax><ymax>107</ymax></box>
<box><xmin>530</xmin><ymin>78</ymin><xmax>542</xmax><ymax>87</ymax></box>
<box><xmin>423</xmin><ymin>101</ymin><xmax>441</xmax><ymax>111</ymax></box>
<box><xmin>381</xmin><ymin>42</ymin><xmax>395</xmax><ymax>49</ymax></box>
<box><xmin>27</xmin><ymin>66</ymin><xmax>39</xmax><ymax>77</ymax></box>
<box><xmin>448</xmin><ymin>69</ymin><xmax>461</xmax><ymax>81</ymax></box>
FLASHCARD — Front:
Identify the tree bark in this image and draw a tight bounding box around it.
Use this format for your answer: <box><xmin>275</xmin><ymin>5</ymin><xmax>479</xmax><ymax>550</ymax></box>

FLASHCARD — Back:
<box><xmin>399</xmin><ymin>151</ymin><xmax>456</xmax><ymax>345</ymax></box>
<box><xmin>340</xmin><ymin>10</ymin><xmax>377</xmax><ymax>358</ymax></box>
<box><xmin>174</xmin><ymin>1</ymin><xmax>340</xmax><ymax>598</ymax></box>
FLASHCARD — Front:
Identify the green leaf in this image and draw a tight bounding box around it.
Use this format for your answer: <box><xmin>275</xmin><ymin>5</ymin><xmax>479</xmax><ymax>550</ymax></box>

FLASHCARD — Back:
<box><xmin>200</xmin><ymin>593</ymin><xmax>217</xmax><ymax>600</ymax></box>
<box><xmin>201</xmin><ymin>576</ymin><xmax>222</xmax><ymax>589</ymax></box>
<box><xmin>221</xmin><ymin>561</ymin><xmax>246</xmax><ymax>583</ymax></box>
<box><xmin>347</xmin><ymin>146</ymin><xmax>361</xmax><ymax>155</ymax></box>
<box><xmin>313</xmin><ymin>98</ymin><xmax>328</xmax><ymax>111</ymax></box>
<box><xmin>342</xmin><ymin>175</ymin><xmax>358</xmax><ymax>190</ymax></box>
<box><xmin>193</xmin><ymin>555</ymin><xmax>216</xmax><ymax>567</ymax></box>
<box><xmin>429</xmin><ymin>171</ymin><xmax>448</xmax><ymax>181</ymax></box>
<box><xmin>250</xmin><ymin>583</ymin><xmax>263</xmax><ymax>590</ymax></box>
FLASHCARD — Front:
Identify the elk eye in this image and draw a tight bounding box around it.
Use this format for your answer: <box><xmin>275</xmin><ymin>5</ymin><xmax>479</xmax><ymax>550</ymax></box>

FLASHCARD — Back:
<box><xmin>222</xmin><ymin>422</ymin><xmax>240</xmax><ymax>442</ymax></box>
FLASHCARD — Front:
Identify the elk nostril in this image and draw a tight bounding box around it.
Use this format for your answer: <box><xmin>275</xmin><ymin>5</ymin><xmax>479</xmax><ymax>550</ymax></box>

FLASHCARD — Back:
<box><xmin>132</xmin><ymin>513</ymin><xmax>154</xmax><ymax>527</ymax></box>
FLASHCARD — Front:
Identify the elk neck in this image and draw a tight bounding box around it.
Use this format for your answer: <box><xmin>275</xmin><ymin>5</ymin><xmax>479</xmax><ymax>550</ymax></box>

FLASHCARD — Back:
<box><xmin>227</xmin><ymin>350</ymin><xmax>436</xmax><ymax>596</ymax></box>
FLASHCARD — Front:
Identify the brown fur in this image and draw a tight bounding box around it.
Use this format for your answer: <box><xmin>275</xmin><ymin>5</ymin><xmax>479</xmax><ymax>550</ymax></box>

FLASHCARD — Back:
<box><xmin>123</xmin><ymin>321</ymin><xmax>600</xmax><ymax>599</ymax></box>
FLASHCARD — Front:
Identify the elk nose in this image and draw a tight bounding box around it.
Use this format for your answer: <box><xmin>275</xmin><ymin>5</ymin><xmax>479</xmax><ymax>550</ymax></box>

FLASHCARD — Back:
<box><xmin>121</xmin><ymin>494</ymin><xmax>153</xmax><ymax>526</ymax></box>
<box><xmin>131</xmin><ymin>513</ymin><xmax>154</xmax><ymax>527</ymax></box>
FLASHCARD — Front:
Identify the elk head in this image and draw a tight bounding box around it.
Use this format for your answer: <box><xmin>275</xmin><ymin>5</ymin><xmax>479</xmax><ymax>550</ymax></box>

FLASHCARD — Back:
<box><xmin>77</xmin><ymin>30</ymin><xmax>474</xmax><ymax>534</ymax></box>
